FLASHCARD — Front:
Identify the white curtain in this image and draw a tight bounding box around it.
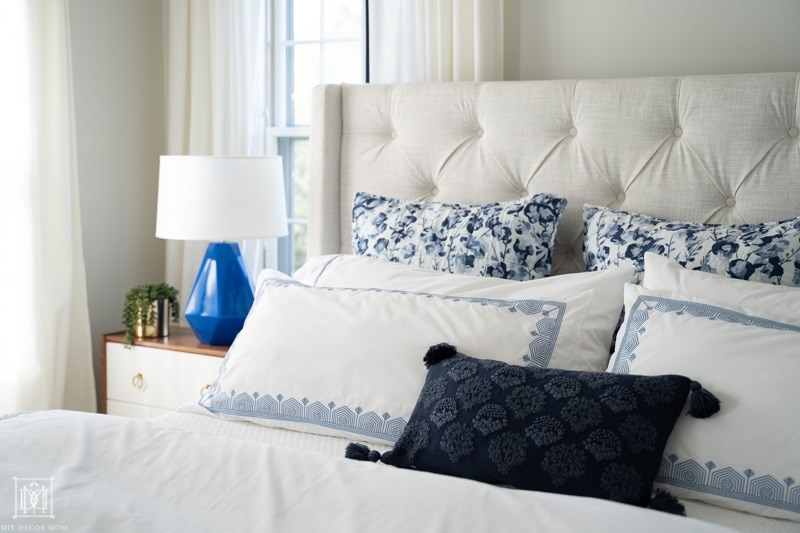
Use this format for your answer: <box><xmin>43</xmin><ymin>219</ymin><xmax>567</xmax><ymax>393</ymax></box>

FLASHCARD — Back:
<box><xmin>368</xmin><ymin>0</ymin><xmax>504</xmax><ymax>83</ymax></box>
<box><xmin>164</xmin><ymin>0</ymin><xmax>272</xmax><ymax>309</ymax></box>
<box><xmin>0</xmin><ymin>0</ymin><xmax>96</xmax><ymax>414</ymax></box>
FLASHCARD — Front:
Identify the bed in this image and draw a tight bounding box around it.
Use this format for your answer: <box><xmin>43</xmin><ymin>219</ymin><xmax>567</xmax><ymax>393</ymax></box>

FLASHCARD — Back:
<box><xmin>2</xmin><ymin>72</ymin><xmax>799</xmax><ymax>532</ymax></box>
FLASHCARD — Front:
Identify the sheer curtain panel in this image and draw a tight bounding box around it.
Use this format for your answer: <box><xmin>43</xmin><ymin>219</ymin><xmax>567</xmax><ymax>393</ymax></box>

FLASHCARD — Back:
<box><xmin>164</xmin><ymin>0</ymin><xmax>272</xmax><ymax>309</ymax></box>
<box><xmin>0</xmin><ymin>0</ymin><xmax>96</xmax><ymax>414</ymax></box>
<box><xmin>368</xmin><ymin>0</ymin><xmax>504</xmax><ymax>83</ymax></box>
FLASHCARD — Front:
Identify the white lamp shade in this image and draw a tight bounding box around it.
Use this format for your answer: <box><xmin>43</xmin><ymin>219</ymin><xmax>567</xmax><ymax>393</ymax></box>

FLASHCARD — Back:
<box><xmin>156</xmin><ymin>156</ymin><xmax>288</xmax><ymax>241</ymax></box>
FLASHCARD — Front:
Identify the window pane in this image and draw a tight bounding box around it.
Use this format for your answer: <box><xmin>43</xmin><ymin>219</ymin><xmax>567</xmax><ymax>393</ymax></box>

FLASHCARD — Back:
<box><xmin>291</xmin><ymin>43</ymin><xmax>319</xmax><ymax>125</ymax></box>
<box><xmin>278</xmin><ymin>138</ymin><xmax>309</xmax><ymax>273</ymax></box>
<box><xmin>275</xmin><ymin>0</ymin><xmax>364</xmax><ymax>273</ymax></box>
<box><xmin>292</xmin><ymin>138</ymin><xmax>309</xmax><ymax>219</ymax></box>
<box><xmin>293</xmin><ymin>223</ymin><xmax>308</xmax><ymax>270</ymax></box>
<box><xmin>322</xmin><ymin>41</ymin><xmax>362</xmax><ymax>83</ymax></box>
<box><xmin>323</xmin><ymin>0</ymin><xmax>363</xmax><ymax>40</ymax></box>
<box><xmin>291</xmin><ymin>0</ymin><xmax>320</xmax><ymax>41</ymax></box>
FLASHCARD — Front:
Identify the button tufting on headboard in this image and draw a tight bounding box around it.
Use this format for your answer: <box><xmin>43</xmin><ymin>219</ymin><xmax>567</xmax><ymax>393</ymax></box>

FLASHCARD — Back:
<box><xmin>310</xmin><ymin>73</ymin><xmax>800</xmax><ymax>275</ymax></box>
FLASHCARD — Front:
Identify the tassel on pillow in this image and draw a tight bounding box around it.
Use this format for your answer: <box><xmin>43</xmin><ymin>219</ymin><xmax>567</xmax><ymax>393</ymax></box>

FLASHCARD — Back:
<box><xmin>688</xmin><ymin>381</ymin><xmax>721</xmax><ymax>418</ymax></box>
<box><xmin>423</xmin><ymin>342</ymin><xmax>457</xmax><ymax>368</ymax></box>
<box><xmin>649</xmin><ymin>489</ymin><xmax>686</xmax><ymax>516</ymax></box>
<box><xmin>345</xmin><ymin>442</ymin><xmax>381</xmax><ymax>462</ymax></box>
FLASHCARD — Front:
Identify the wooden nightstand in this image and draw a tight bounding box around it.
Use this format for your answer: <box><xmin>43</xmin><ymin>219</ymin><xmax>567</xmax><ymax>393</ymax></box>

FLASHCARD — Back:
<box><xmin>101</xmin><ymin>326</ymin><xmax>228</xmax><ymax>418</ymax></box>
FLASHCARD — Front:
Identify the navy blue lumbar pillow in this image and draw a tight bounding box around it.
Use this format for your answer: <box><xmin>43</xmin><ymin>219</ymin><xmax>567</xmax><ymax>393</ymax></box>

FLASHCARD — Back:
<box><xmin>347</xmin><ymin>343</ymin><xmax>719</xmax><ymax>510</ymax></box>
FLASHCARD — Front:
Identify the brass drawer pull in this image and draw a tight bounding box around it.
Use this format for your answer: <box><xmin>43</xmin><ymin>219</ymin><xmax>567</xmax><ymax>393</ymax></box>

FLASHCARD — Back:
<box><xmin>131</xmin><ymin>373</ymin><xmax>144</xmax><ymax>389</ymax></box>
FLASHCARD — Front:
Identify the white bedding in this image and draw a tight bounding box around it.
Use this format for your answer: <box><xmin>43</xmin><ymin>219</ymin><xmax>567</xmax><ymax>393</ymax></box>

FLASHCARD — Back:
<box><xmin>0</xmin><ymin>409</ymin><xmax>738</xmax><ymax>533</ymax></box>
<box><xmin>166</xmin><ymin>407</ymin><xmax>800</xmax><ymax>533</ymax></box>
<box><xmin>173</xmin><ymin>404</ymin><xmax>800</xmax><ymax>533</ymax></box>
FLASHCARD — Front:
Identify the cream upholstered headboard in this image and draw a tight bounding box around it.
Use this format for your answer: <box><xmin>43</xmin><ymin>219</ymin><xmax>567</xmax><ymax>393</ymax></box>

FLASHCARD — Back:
<box><xmin>309</xmin><ymin>72</ymin><xmax>800</xmax><ymax>275</ymax></box>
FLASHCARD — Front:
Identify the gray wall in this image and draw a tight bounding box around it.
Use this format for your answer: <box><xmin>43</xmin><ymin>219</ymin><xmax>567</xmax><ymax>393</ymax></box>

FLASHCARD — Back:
<box><xmin>67</xmin><ymin>0</ymin><xmax>800</xmax><ymax>410</ymax></box>
<box><xmin>69</xmin><ymin>0</ymin><xmax>165</xmax><ymax>407</ymax></box>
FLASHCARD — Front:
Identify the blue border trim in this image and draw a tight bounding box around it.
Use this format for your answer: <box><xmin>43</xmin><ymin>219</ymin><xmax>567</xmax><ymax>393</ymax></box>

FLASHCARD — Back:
<box><xmin>611</xmin><ymin>295</ymin><xmax>800</xmax><ymax>374</ymax></box>
<box><xmin>0</xmin><ymin>411</ymin><xmax>30</xmax><ymax>422</ymax></box>
<box><xmin>256</xmin><ymin>277</ymin><xmax>568</xmax><ymax>368</ymax></box>
<box><xmin>612</xmin><ymin>294</ymin><xmax>800</xmax><ymax>515</ymax></box>
<box><xmin>204</xmin><ymin>391</ymin><xmax>407</xmax><ymax>442</ymax></box>
<box><xmin>308</xmin><ymin>255</ymin><xmax>340</xmax><ymax>287</ymax></box>
<box><xmin>658</xmin><ymin>455</ymin><xmax>800</xmax><ymax>514</ymax></box>
<box><xmin>203</xmin><ymin>276</ymin><xmax>571</xmax><ymax>441</ymax></box>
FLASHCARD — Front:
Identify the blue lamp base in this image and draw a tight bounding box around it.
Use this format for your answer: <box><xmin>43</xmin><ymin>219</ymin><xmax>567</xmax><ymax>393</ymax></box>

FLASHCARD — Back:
<box><xmin>185</xmin><ymin>242</ymin><xmax>254</xmax><ymax>345</ymax></box>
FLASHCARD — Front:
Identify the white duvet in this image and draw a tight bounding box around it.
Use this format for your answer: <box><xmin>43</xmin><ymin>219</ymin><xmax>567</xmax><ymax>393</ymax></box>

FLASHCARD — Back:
<box><xmin>0</xmin><ymin>410</ymin><xmax>734</xmax><ymax>533</ymax></box>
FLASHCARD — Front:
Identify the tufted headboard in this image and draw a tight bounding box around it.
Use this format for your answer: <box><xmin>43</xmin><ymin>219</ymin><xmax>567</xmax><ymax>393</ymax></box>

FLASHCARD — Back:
<box><xmin>308</xmin><ymin>72</ymin><xmax>800</xmax><ymax>275</ymax></box>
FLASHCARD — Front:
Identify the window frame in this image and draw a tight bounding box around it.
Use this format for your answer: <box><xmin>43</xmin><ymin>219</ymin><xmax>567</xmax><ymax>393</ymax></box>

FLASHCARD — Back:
<box><xmin>266</xmin><ymin>0</ymin><xmax>365</xmax><ymax>273</ymax></box>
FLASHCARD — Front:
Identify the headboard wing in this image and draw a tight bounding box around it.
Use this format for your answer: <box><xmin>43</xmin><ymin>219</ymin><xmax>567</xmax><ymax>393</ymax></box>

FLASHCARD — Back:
<box><xmin>310</xmin><ymin>72</ymin><xmax>800</xmax><ymax>275</ymax></box>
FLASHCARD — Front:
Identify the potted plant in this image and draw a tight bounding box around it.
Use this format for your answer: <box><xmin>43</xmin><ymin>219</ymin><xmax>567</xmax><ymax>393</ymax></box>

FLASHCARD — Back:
<box><xmin>121</xmin><ymin>283</ymin><xmax>180</xmax><ymax>347</ymax></box>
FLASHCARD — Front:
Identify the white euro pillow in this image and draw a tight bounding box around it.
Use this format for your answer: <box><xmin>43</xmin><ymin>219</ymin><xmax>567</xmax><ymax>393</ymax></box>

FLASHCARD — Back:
<box><xmin>198</xmin><ymin>271</ymin><xmax>594</xmax><ymax>444</ymax></box>
<box><xmin>295</xmin><ymin>254</ymin><xmax>634</xmax><ymax>372</ymax></box>
<box><xmin>642</xmin><ymin>252</ymin><xmax>800</xmax><ymax>323</ymax></box>
<box><xmin>608</xmin><ymin>267</ymin><xmax>800</xmax><ymax>522</ymax></box>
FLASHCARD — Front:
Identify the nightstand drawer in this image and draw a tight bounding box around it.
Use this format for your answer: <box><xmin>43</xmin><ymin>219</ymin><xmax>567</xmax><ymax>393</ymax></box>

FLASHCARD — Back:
<box><xmin>106</xmin><ymin>399</ymin><xmax>173</xmax><ymax>418</ymax></box>
<box><xmin>106</xmin><ymin>342</ymin><xmax>223</xmax><ymax>413</ymax></box>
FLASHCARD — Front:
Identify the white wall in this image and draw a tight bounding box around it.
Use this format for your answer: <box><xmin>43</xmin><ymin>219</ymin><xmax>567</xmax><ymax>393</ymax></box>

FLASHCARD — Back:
<box><xmin>69</xmin><ymin>0</ymin><xmax>165</xmax><ymax>406</ymax></box>
<box><xmin>512</xmin><ymin>0</ymin><xmax>800</xmax><ymax>80</ymax></box>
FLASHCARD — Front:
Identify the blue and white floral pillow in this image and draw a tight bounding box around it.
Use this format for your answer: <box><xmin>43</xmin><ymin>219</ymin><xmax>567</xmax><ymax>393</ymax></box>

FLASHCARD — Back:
<box><xmin>583</xmin><ymin>205</ymin><xmax>800</xmax><ymax>285</ymax></box>
<box><xmin>352</xmin><ymin>192</ymin><xmax>567</xmax><ymax>281</ymax></box>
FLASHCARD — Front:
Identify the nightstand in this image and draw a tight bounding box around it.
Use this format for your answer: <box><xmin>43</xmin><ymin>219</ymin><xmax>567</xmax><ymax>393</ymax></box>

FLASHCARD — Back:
<box><xmin>101</xmin><ymin>326</ymin><xmax>228</xmax><ymax>418</ymax></box>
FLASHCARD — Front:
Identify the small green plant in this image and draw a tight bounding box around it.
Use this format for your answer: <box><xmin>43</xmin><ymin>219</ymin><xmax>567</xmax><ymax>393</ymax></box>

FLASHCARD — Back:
<box><xmin>121</xmin><ymin>283</ymin><xmax>180</xmax><ymax>347</ymax></box>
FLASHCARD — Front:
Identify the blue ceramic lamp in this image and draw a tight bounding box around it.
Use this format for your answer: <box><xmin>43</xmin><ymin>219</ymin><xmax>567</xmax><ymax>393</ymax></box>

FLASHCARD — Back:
<box><xmin>156</xmin><ymin>156</ymin><xmax>287</xmax><ymax>345</ymax></box>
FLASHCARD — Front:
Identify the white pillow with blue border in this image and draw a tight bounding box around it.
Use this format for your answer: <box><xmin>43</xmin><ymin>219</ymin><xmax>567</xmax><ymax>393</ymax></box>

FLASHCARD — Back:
<box><xmin>198</xmin><ymin>270</ymin><xmax>594</xmax><ymax>444</ymax></box>
<box><xmin>294</xmin><ymin>254</ymin><xmax>633</xmax><ymax>373</ymax></box>
<box><xmin>607</xmin><ymin>255</ymin><xmax>800</xmax><ymax>522</ymax></box>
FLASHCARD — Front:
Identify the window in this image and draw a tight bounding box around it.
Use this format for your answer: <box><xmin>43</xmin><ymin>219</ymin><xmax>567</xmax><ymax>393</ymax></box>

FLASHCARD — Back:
<box><xmin>268</xmin><ymin>0</ymin><xmax>365</xmax><ymax>273</ymax></box>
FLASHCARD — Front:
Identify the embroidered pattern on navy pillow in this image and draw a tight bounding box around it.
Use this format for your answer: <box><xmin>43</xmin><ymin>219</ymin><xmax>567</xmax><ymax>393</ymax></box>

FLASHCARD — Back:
<box><xmin>583</xmin><ymin>204</ymin><xmax>800</xmax><ymax>286</ymax></box>
<box><xmin>379</xmin><ymin>350</ymin><xmax>692</xmax><ymax>507</ymax></box>
<box><xmin>352</xmin><ymin>192</ymin><xmax>567</xmax><ymax>281</ymax></box>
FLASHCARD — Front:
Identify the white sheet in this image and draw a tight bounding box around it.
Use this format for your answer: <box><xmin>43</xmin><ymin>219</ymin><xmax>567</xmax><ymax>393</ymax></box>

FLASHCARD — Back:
<box><xmin>0</xmin><ymin>410</ymin><xmax>735</xmax><ymax>533</ymax></box>
<box><xmin>166</xmin><ymin>407</ymin><xmax>800</xmax><ymax>533</ymax></box>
